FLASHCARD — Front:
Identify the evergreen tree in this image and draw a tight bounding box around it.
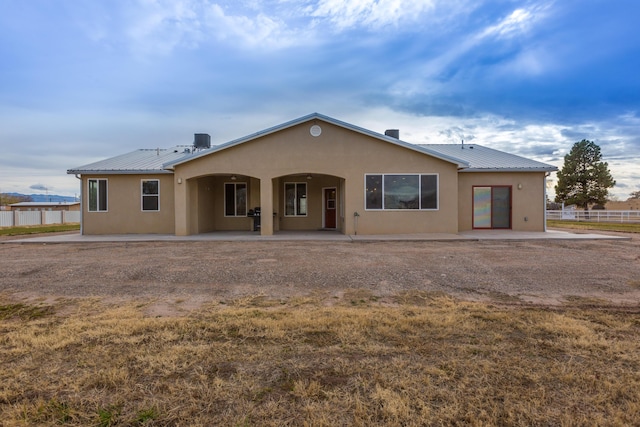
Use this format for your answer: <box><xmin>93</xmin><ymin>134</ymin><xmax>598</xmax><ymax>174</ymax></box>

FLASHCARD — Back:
<box><xmin>554</xmin><ymin>140</ymin><xmax>615</xmax><ymax>210</ymax></box>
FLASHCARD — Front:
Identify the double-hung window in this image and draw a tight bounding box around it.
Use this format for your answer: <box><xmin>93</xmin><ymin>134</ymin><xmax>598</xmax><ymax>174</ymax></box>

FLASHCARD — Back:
<box><xmin>285</xmin><ymin>182</ymin><xmax>307</xmax><ymax>216</ymax></box>
<box><xmin>88</xmin><ymin>178</ymin><xmax>108</xmax><ymax>212</ymax></box>
<box><xmin>365</xmin><ymin>174</ymin><xmax>438</xmax><ymax>210</ymax></box>
<box><xmin>142</xmin><ymin>179</ymin><xmax>160</xmax><ymax>211</ymax></box>
<box><xmin>225</xmin><ymin>182</ymin><xmax>247</xmax><ymax>216</ymax></box>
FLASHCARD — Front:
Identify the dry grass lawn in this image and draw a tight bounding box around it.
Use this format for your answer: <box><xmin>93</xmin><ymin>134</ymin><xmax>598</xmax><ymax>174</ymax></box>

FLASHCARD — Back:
<box><xmin>1</xmin><ymin>294</ymin><xmax>639</xmax><ymax>426</ymax></box>
<box><xmin>0</xmin><ymin>293</ymin><xmax>640</xmax><ymax>426</ymax></box>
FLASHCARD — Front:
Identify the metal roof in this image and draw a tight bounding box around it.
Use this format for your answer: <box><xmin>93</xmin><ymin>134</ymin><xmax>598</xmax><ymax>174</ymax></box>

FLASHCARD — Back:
<box><xmin>162</xmin><ymin>113</ymin><xmax>470</xmax><ymax>170</ymax></box>
<box><xmin>67</xmin><ymin>147</ymin><xmax>191</xmax><ymax>175</ymax></box>
<box><xmin>11</xmin><ymin>202</ymin><xmax>80</xmax><ymax>207</ymax></box>
<box><xmin>419</xmin><ymin>144</ymin><xmax>558</xmax><ymax>172</ymax></box>
<box><xmin>66</xmin><ymin>115</ymin><xmax>556</xmax><ymax>175</ymax></box>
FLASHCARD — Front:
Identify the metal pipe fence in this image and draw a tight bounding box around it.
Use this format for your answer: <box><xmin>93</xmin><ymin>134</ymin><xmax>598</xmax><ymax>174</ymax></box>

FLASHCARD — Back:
<box><xmin>547</xmin><ymin>210</ymin><xmax>640</xmax><ymax>223</ymax></box>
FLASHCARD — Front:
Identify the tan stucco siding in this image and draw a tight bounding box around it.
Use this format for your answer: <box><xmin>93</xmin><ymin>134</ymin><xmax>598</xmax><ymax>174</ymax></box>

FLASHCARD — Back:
<box><xmin>457</xmin><ymin>172</ymin><xmax>547</xmax><ymax>231</ymax></box>
<box><xmin>81</xmin><ymin>174</ymin><xmax>175</xmax><ymax>234</ymax></box>
<box><xmin>174</xmin><ymin>121</ymin><xmax>460</xmax><ymax>235</ymax></box>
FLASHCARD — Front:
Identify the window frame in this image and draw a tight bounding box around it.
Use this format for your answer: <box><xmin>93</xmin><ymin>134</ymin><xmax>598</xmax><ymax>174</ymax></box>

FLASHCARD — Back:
<box><xmin>87</xmin><ymin>178</ymin><xmax>108</xmax><ymax>212</ymax></box>
<box><xmin>284</xmin><ymin>182</ymin><xmax>308</xmax><ymax>217</ymax></box>
<box><xmin>364</xmin><ymin>173</ymin><xmax>439</xmax><ymax>211</ymax></box>
<box><xmin>141</xmin><ymin>179</ymin><xmax>160</xmax><ymax>212</ymax></box>
<box><xmin>472</xmin><ymin>185</ymin><xmax>512</xmax><ymax>229</ymax></box>
<box><xmin>224</xmin><ymin>182</ymin><xmax>248</xmax><ymax>217</ymax></box>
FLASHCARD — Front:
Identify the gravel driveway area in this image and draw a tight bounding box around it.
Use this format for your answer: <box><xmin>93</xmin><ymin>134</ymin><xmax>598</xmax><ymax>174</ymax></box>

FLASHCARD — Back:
<box><xmin>1</xmin><ymin>233</ymin><xmax>639</xmax><ymax>313</ymax></box>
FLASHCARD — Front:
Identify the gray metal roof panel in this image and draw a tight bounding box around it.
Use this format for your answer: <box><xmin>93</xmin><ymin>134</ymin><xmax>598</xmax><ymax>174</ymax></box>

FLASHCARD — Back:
<box><xmin>418</xmin><ymin>144</ymin><xmax>557</xmax><ymax>172</ymax></box>
<box><xmin>68</xmin><ymin>147</ymin><xmax>190</xmax><ymax>174</ymax></box>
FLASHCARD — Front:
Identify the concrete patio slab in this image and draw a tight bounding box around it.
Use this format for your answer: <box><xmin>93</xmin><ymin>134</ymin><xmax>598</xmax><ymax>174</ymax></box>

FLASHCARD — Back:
<box><xmin>2</xmin><ymin>229</ymin><xmax>629</xmax><ymax>243</ymax></box>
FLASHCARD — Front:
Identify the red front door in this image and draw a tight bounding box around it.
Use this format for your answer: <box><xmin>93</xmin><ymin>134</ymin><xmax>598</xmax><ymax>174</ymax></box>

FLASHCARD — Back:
<box><xmin>324</xmin><ymin>188</ymin><xmax>336</xmax><ymax>229</ymax></box>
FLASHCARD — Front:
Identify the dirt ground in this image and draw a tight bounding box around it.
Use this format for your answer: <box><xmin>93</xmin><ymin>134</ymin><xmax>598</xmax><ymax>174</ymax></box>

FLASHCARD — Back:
<box><xmin>1</xmin><ymin>232</ymin><xmax>639</xmax><ymax>315</ymax></box>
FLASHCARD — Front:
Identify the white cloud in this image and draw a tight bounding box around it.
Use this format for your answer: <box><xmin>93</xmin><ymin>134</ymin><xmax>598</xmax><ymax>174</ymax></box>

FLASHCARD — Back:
<box><xmin>480</xmin><ymin>5</ymin><xmax>548</xmax><ymax>40</ymax></box>
<box><xmin>310</xmin><ymin>0</ymin><xmax>438</xmax><ymax>30</ymax></box>
<box><xmin>203</xmin><ymin>4</ymin><xmax>294</xmax><ymax>49</ymax></box>
<box><xmin>123</xmin><ymin>0</ymin><xmax>203</xmax><ymax>55</ymax></box>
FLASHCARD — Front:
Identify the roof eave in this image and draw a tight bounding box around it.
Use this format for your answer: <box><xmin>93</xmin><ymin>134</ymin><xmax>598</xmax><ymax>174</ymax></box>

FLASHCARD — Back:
<box><xmin>67</xmin><ymin>169</ymin><xmax>174</xmax><ymax>175</ymax></box>
<box><xmin>460</xmin><ymin>167</ymin><xmax>558</xmax><ymax>173</ymax></box>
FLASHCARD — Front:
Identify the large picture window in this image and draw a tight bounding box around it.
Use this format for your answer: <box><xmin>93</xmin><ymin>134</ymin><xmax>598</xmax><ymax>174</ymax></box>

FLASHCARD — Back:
<box><xmin>225</xmin><ymin>183</ymin><xmax>247</xmax><ymax>217</ymax></box>
<box><xmin>285</xmin><ymin>182</ymin><xmax>307</xmax><ymax>216</ymax></box>
<box><xmin>365</xmin><ymin>174</ymin><xmax>438</xmax><ymax>210</ymax></box>
<box><xmin>142</xmin><ymin>179</ymin><xmax>159</xmax><ymax>211</ymax></box>
<box><xmin>88</xmin><ymin>178</ymin><xmax>107</xmax><ymax>212</ymax></box>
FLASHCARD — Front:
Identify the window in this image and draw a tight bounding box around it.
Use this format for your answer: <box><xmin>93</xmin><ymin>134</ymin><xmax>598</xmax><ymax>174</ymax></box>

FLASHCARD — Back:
<box><xmin>142</xmin><ymin>179</ymin><xmax>159</xmax><ymax>211</ymax></box>
<box><xmin>88</xmin><ymin>179</ymin><xmax>107</xmax><ymax>212</ymax></box>
<box><xmin>285</xmin><ymin>182</ymin><xmax>307</xmax><ymax>216</ymax></box>
<box><xmin>365</xmin><ymin>174</ymin><xmax>438</xmax><ymax>210</ymax></box>
<box><xmin>225</xmin><ymin>182</ymin><xmax>247</xmax><ymax>216</ymax></box>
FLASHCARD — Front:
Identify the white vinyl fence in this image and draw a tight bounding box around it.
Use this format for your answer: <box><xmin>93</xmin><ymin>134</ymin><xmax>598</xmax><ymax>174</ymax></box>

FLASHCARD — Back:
<box><xmin>547</xmin><ymin>210</ymin><xmax>640</xmax><ymax>223</ymax></box>
<box><xmin>0</xmin><ymin>210</ymin><xmax>80</xmax><ymax>227</ymax></box>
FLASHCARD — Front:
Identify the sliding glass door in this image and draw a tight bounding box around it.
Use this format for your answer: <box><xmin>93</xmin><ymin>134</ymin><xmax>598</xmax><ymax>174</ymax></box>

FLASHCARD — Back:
<box><xmin>473</xmin><ymin>186</ymin><xmax>512</xmax><ymax>229</ymax></box>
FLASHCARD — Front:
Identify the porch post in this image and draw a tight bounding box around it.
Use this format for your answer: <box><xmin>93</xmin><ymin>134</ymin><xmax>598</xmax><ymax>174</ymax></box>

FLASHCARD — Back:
<box><xmin>174</xmin><ymin>175</ymin><xmax>189</xmax><ymax>236</ymax></box>
<box><xmin>260</xmin><ymin>177</ymin><xmax>273</xmax><ymax>236</ymax></box>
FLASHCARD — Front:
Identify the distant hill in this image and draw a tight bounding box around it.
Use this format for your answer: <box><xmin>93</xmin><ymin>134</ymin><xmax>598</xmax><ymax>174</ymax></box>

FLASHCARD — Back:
<box><xmin>3</xmin><ymin>192</ymin><xmax>78</xmax><ymax>203</ymax></box>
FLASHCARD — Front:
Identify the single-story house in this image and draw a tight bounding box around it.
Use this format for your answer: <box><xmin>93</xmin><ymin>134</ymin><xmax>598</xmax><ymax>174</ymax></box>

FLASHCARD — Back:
<box><xmin>67</xmin><ymin>113</ymin><xmax>557</xmax><ymax>236</ymax></box>
<box><xmin>10</xmin><ymin>201</ymin><xmax>80</xmax><ymax>211</ymax></box>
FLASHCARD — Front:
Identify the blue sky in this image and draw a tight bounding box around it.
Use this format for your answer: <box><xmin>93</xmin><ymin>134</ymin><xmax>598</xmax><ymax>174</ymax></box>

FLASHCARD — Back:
<box><xmin>1</xmin><ymin>0</ymin><xmax>639</xmax><ymax>200</ymax></box>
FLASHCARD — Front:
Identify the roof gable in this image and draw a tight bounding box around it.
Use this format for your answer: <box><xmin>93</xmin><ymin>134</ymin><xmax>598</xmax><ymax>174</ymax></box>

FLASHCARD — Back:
<box><xmin>162</xmin><ymin>113</ymin><xmax>469</xmax><ymax>170</ymax></box>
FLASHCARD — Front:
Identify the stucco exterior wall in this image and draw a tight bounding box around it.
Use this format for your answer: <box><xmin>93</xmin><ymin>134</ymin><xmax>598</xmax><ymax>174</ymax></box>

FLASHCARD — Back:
<box><xmin>81</xmin><ymin>174</ymin><xmax>175</xmax><ymax>234</ymax></box>
<box><xmin>173</xmin><ymin>120</ymin><xmax>460</xmax><ymax>235</ymax></box>
<box><xmin>457</xmin><ymin>171</ymin><xmax>547</xmax><ymax>231</ymax></box>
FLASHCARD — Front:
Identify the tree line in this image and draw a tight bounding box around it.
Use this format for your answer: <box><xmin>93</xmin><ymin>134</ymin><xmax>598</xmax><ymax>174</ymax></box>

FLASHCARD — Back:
<box><xmin>0</xmin><ymin>193</ymin><xmax>33</xmax><ymax>207</ymax></box>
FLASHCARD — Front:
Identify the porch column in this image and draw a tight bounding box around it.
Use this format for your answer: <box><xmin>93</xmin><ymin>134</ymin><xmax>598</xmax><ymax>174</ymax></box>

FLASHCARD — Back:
<box><xmin>259</xmin><ymin>177</ymin><xmax>273</xmax><ymax>236</ymax></box>
<box><xmin>174</xmin><ymin>176</ymin><xmax>189</xmax><ymax>236</ymax></box>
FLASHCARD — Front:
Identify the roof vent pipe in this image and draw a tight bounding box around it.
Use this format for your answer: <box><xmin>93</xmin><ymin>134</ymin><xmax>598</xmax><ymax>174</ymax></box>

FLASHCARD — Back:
<box><xmin>194</xmin><ymin>133</ymin><xmax>211</xmax><ymax>149</ymax></box>
<box><xmin>385</xmin><ymin>129</ymin><xmax>400</xmax><ymax>139</ymax></box>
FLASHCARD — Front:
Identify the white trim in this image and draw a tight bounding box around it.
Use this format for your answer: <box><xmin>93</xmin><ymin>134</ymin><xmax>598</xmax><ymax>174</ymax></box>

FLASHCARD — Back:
<box><xmin>284</xmin><ymin>182</ymin><xmax>308</xmax><ymax>217</ymax></box>
<box><xmin>544</xmin><ymin>174</ymin><xmax>548</xmax><ymax>232</ymax></box>
<box><xmin>224</xmin><ymin>182</ymin><xmax>248</xmax><ymax>217</ymax></box>
<box><xmin>87</xmin><ymin>178</ymin><xmax>108</xmax><ymax>212</ymax></box>
<box><xmin>141</xmin><ymin>179</ymin><xmax>160</xmax><ymax>212</ymax></box>
<box><xmin>364</xmin><ymin>173</ymin><xmax>440</xmax><ymax>211</ymax></box>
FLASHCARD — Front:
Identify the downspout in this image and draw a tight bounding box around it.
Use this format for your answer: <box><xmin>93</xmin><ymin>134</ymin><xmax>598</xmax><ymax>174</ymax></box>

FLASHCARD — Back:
<box><xmin>75</xmin><ymin>174</ymin><xmax>83</xmax><ymax>235</ymax></box>
<box><xmin>544</xmin><ymin>172</ymin><xmax>550</xmax><ymax>232</ymax></box>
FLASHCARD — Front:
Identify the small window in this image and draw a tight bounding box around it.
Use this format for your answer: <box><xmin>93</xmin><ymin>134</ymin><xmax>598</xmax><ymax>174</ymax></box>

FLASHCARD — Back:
<box><xmin>285</xmin><ymin>182</ymin><xmax>307</xmax><ymax>216</ymax></box>
<box><xmin>88</xmin><ymin>178</ymin><xmax>107</xmax><ymax>212</ymax></box>
<box><xmin>365</xmin><ymin>174</ymin><xmax>438</xmax><ymax>210</ymax></box>
<box><xmin>365</xmin><ymin>175</ymin><xmax>382</xmax><ymax>210</ymax></box>
<box><xmin>142</xmin><ymin>179</ymin><xmax>159</xmax><ymax>211</ymax></box>
<box><xmin>421</xmin><ymin>174</ymin><xmax>438</xmax><ymax>210</ymax></box>
<box><xmin>225</xmin><ymin>182</ymin><xmax>247</xmax><ymax>217</ymax></box>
